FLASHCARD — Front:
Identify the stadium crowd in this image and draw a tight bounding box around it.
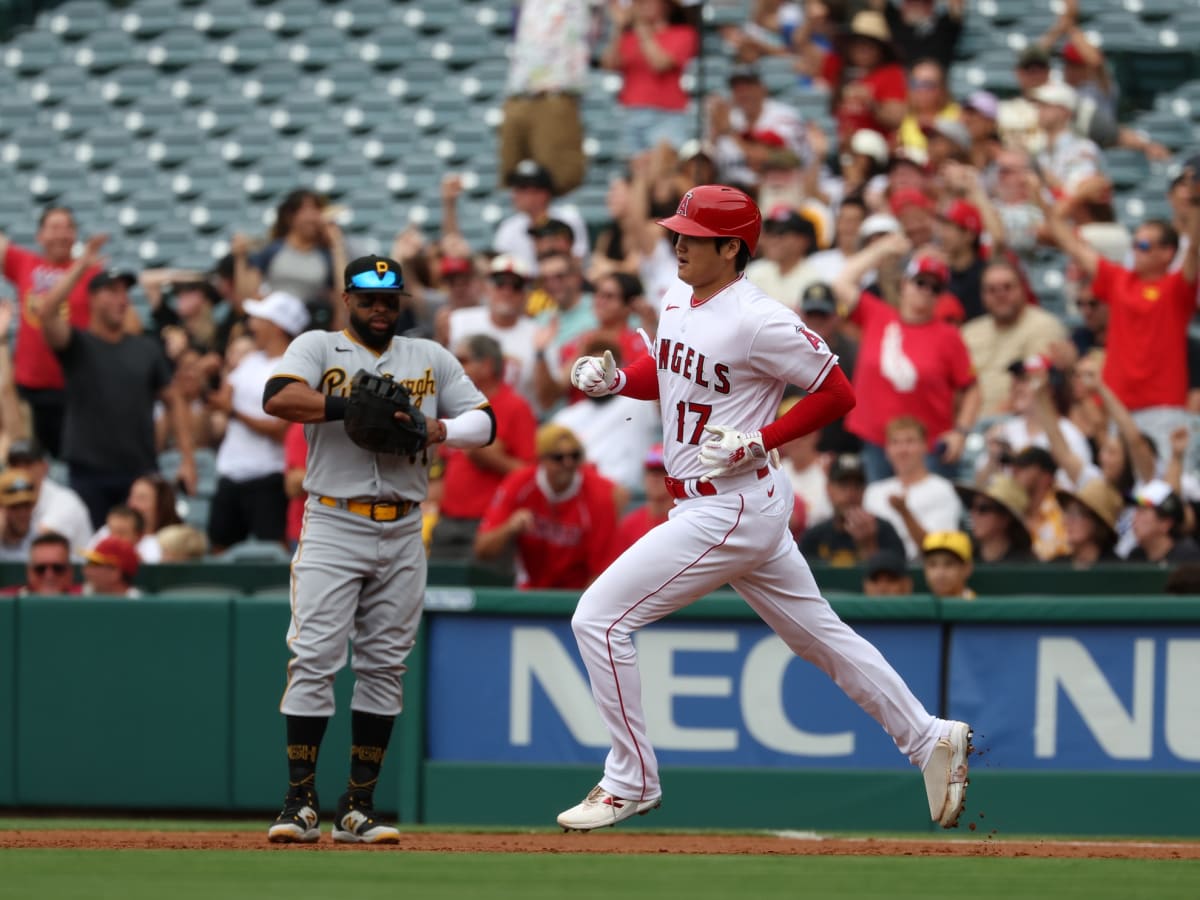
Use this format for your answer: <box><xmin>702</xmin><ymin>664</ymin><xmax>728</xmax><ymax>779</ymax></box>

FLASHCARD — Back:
<box><xmin>1</xmin><ymin>0</ymin><xmax>1199</xmax><ymax>597</ymax></box>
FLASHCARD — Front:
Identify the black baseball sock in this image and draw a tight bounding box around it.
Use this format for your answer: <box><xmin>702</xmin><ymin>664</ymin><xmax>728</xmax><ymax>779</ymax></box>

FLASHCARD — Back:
<box><xmin>285</xmin><ymin>715</ymin><xmax>329</xmax><ymax>791</ymax></box>
<box><xmin>346</xmin><ymin>710</ymin><xmax>396</xmax><ymax>800</ymax></box>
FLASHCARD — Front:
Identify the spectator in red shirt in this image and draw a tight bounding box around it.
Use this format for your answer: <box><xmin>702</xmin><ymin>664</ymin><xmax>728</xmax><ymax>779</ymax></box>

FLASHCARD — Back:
<box><xmin>432</xmin><ymin>334</ymin><xmax>538</xmax><ymax>565</ymax></box>
<box><xmin>0</xmin><ymin>208</ymin><xmax>103</xmax><ymax>458</ymax></box>
<box><xmin>821</xmin><ymin>11</ymin><xmax>907</xmax><ymax>148</ymax></box>
<box><xmin>1047</xmin><ymin>190</ymin><xmax>1200</xmax><ymax>460</ymax></box>
<box><xmin>610</xmin><ymin>444</ymin><xmax>673</xmax><ymax>559</ymax></box>
<box><xmin>601</xmin><ymin>0</ymin><xmax>699</xmax><ymax>155</ymax></box>
<box><xmin>475</xmin><ymin>424</ymin><xmax>618</xmax><ymax>590</ymax></box>
<box><xmin>833</xmin><ymin>233</ymin><xmax>980</xmax><ymax>482</ymax></box>
<box><xmin>283</xmin><ymin>422</ymin><xmax>307</xmax><ymax>550</ymax></box>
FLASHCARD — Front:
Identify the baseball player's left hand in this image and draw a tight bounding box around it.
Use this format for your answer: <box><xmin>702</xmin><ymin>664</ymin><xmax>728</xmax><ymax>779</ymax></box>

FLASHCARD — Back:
<box><xmin>697</xmin><ymin>425</ymin><xmax>767</xmax><ymax>483</ymax></box>
<box><xmin>395</xmin><ymin>411</ymin><xmax>447</xmax><ymax>448</ymax></box>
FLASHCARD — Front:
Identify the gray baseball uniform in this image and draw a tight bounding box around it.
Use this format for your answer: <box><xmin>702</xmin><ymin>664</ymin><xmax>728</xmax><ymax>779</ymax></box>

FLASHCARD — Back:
<box><xmin>272</xmin><ymin>329</ymin><xmax>489</xmax><ymax>718</ymax></box>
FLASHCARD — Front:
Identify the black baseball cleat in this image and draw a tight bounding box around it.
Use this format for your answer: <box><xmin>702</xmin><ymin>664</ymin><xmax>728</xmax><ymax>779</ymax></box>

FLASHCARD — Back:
<box><xmin>268</xmin><ymin>786</ymin><xmax>321</xmax><ymax>843</ymax></box>
<box><xmin>331</xmin><ymin>791</ymin><xmax>400</xmax><ymax>844</ymax></box>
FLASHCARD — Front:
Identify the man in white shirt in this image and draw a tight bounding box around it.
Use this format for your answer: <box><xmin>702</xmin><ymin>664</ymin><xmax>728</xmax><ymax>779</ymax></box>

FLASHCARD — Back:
<box><xmin>6</xmin><ymin>438</ymin><xmax>94</xmax><ymax>558</ymax></box>
<box><xmin>449</xmin><ymin>255</ymin><xmax>543</xmax><ymax>415</ymax></box>
<box><xmin>709</xmin><ymin>64</ymin><xmax>807</xmax><ymax>189</ymax></box>
<box><xmin>864</xmin><ymin>416</ymin><xmax>963</xmax><ymax>560</ymax></box>
<box><xmin>745</xmin><ymin>207</ymin><xmax>818</xmax><ymax>310</ymax></box>
<box><xmin>1031</xmin><ymin>83</ymin><xmax>1100</xmax><ymax>197</ymax></box>
<box><xmin>492</xmin><ymin>160</ymin><xmax>590</xmax><ymax>275</ymax></box>
<box><xmin>207</xmin><ymin>291</ymin><xmax>307</xmax><ymax>553</ymax></box>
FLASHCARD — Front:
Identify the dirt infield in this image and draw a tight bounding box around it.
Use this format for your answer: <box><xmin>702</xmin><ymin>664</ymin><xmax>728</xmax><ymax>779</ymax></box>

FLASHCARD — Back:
<box><xmin>2</xmin><ymin>830</ymin><xmax>1198</xmax><ymax>859</ymax></box>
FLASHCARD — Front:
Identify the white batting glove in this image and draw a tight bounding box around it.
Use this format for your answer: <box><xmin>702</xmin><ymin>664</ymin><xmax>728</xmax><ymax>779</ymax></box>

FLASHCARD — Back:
<box><xmin>570</xmin><ymin>350</ymin><xmax>620</xmax><ymax>397</ymax></box>
<box><xmin>697</xmin><ymin>425</ymin><xmax>767</xmax><ymax>483</ymax></box>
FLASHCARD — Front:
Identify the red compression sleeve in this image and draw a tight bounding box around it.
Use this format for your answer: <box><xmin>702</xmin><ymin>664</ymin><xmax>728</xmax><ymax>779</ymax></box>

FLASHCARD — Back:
<box><xmin>759</xmin><ymin>366</ymin><xmax>855</xmax><ymax>451</ymax></box>
<box><xmin>614</xmin><ymin>353</ymin><xmax>660</xmax><ymax>400</ymax></box>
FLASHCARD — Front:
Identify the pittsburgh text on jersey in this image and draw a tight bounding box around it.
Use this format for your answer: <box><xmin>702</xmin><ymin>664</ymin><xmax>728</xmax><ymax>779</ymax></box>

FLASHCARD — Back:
<box><xmin>319</xmin><ymin>367</ymin><xmax>438</xmax><ymax>408</ymax></box>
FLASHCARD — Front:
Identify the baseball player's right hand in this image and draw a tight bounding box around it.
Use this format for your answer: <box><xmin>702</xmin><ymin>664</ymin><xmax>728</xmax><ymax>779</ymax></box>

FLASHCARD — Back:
<box><xmin>570</xmin><ymin>350</ymin><xmax>619</xmax><ymax>397</ymax></box>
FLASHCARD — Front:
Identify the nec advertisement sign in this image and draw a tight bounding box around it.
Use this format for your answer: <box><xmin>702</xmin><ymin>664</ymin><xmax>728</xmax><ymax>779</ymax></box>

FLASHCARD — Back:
<box><xmin>426</xmin><ymin>617</ymin><xmax>941</xmax><ymax>768</ymax></box>
<box><xmin>427</xmin><ymin>618</ymin><xmax>1200</xmax><ymax>770</ymax></box>
<box><xmin>950</xmin><ymin>625</ymin><xmax>1200</xmax><ymax>770</ymax></box>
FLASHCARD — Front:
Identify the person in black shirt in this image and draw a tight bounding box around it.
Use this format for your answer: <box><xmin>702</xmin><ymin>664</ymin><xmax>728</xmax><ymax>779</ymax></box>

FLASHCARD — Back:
<box><xmin>1054</xmin><ymin>478</ymin><xmax>1123</xmax><ymax>569</ymax></box>
<box><xmin>1128</xmin><ymin>481</ymin><xmax>1200</xmax><ymax>566</ymax></box>
<box><xmin>956</xmin><ymin>473</ymin><xmax>1034</xmax><ymax>564</ymax></box>
<box><xmin>32</xmin><ymin>236</ymin><xmax>197</xmax><ymax>528</ymax></box>
<box><xmin>800</xmin><ymin>453</ymin><xmax>907</xmax><ymax>565</ymax></box>
<box><xmin>880</xmin><ymin>0</ymin><xmax>964</xmax><ymax>71</ymax></box>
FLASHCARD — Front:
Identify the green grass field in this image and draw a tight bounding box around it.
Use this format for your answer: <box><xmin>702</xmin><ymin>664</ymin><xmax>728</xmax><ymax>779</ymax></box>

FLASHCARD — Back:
<box><xmin>2</xmin><ymin>851</ymin><xmax>1198</xmax><ymax>900</ymax></box>
<box><xmin>2</xmin><ymin>819</ymin><xmax>1199</xmax><ymax>900</ymax></box>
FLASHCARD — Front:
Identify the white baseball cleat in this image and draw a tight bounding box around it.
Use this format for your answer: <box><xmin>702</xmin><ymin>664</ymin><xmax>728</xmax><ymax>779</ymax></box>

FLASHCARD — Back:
<box><xmin>331</xmin><ymin>794</ymin><xmax>400</xmax><ymax>844</ymax></box>
<box><xmin>922</xmin><ymin>720</ymin><xmax>972</xmax><ymax>828</ymax></box>
<box><xmin>557</xmin><ymin>785</ymin><xmax>662</xmax><ymax>831</ymax></box>
<box><xmin>267</xmin><ymin>788</ymin><xmax>321</xmax><ymax>843</ymax></box>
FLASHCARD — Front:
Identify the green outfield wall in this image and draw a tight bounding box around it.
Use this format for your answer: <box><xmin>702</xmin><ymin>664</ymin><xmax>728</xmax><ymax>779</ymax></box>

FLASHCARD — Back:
<box><xmin>1</xmin><ymin>585</ymin><xmax>1197</xmax><ymax>836</ymax></box>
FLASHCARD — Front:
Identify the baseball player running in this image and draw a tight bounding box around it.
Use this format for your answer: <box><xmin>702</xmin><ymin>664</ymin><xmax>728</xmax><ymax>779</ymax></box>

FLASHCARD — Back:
<box><xmin>558</xmin><ymin>186</ymin><xmax>971</xmax><ymax>832</ymax></box>
<box><xmin>262</xmin><ymin>255</ymin><xmax>495</xmax><ymax>843</ymax></box>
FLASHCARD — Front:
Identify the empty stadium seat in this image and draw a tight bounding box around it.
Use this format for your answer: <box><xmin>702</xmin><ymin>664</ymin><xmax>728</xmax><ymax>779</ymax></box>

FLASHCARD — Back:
<box><xmin>190</xmin><ymin>0</ymin><xmax>249</xmax><ymax>38</ymax></box>
<box><xmin>146</xmin><ymin>27</ymin><xmax>212</xmax><ymax>71</ymax></box>
<box><xmin>119</xmin><ymin>1</ymin><xmax>177</xmax><ymax>40</ymax></box>
<box><xmin>46</xmin><ymin>0</ymin><xmax>111</xmax><ymax>42</ymax></box>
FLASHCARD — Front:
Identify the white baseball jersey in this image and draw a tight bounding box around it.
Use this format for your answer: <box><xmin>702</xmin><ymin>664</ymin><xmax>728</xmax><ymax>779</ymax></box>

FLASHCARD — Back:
<box><xmin>271</xmin><ymin>329</ymin><xmax>488</xmax><ymax>501</ymax></box>
<box><xmin>566</xmin><ymin>271</ymin><xmax>949</xmax><ymax>812</ymax></box>
<box><xmin>653</xmin><ymin>274</ymin><xmax>838</xmax><ymax>481</ymax></box>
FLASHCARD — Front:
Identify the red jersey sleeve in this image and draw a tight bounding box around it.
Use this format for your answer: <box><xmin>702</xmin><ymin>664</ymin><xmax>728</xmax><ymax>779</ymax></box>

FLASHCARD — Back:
<box><xmin>615</xmin><ymin>353</ymin><xmax>660</xmax><ymax>400</ymax></box>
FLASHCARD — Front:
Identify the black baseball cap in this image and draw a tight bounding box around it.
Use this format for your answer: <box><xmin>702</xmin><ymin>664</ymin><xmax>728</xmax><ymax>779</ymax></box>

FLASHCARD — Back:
<box><xmin>829</xmin><ymin>453</ymin><xmax>866</xmax><ymax>483</ymax></box>
<box><xmin>527</xmin><ymin>218</ymin><xmax>574</xmax><ymax>240</ymax></box>
<box><xmin>1010</xmin><ymin>445</ymin><xmax>1056</xmax><ymax>473</ymax></box>
<box><xmin>506</xmin><ymin>159</ymin><xmax>555</xmax><ymax>192</ymax></box>
<box><xmin>87</xmin><ymin>270</ymin><xmax>136</xmax><ymax>293</ymax></box>
<box><xmin>763</xmin><ymin>207</ymin><xmax>817</xmax><ymax>239</ymax></box>
<box><xmin>1017</xmin><ymin>46</ymin><xmax>1051</xmax><ymax>69</ymax></box>
<box><xmin>6</xmin><ymin>438</ymin><xmax>45</xmax><ymax>466</ymax></box>
<box><xmin>728</xmin><ymin>63</ymin><xmax>762</xmax><ymax>84</ymax></box>
<box><xmin>344</xmin><ymin>255</ymin><xmax>409</xmax><ymax>293</ymax></box>
<box><xmin>865</xmin><ymin>549</ymin><xmax>908</xmax><ymax>579</ymax></box>
<box><xmin>801</xmin><ymin>282</ymin><xmax>837</xmax><ymax>316</ymax></box>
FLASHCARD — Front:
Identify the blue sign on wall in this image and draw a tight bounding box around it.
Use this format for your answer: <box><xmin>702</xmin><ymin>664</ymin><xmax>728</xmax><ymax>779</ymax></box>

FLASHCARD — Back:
<box><xmin>426</xmin><ymin>616</ymin><xmax>942</xmax><ymax>769</ymax></box>
<box><xmin>950</xmin><ymin>625</ymin><xmax>1200</xmax><ymax>770</ymax></box>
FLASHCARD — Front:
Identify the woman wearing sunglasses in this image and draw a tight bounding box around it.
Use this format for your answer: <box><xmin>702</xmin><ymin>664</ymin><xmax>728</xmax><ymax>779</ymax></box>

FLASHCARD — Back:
<box><xmin>833</xmin><ymin>231</ymin><xmax>979</xmax><ymax>483</ymax></box>
<box><xmin>955</xmin><ymin>473</ymin><xmax>1034</xmax><ymax>564</ymax></box>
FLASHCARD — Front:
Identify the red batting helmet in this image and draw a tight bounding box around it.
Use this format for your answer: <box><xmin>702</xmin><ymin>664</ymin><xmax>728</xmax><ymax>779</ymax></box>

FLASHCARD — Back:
<box><xmin>656</xmin><ymin>185</ymin><xmax>762</xmax><ymax>256</ymax></box>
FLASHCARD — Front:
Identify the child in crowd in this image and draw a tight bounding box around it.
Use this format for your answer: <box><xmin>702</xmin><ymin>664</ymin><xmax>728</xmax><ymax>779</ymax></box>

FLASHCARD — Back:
<box><xmin>921</xmin><ymin>531</ymin><xmax>976</xmax><ymax>599</ymax></box>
